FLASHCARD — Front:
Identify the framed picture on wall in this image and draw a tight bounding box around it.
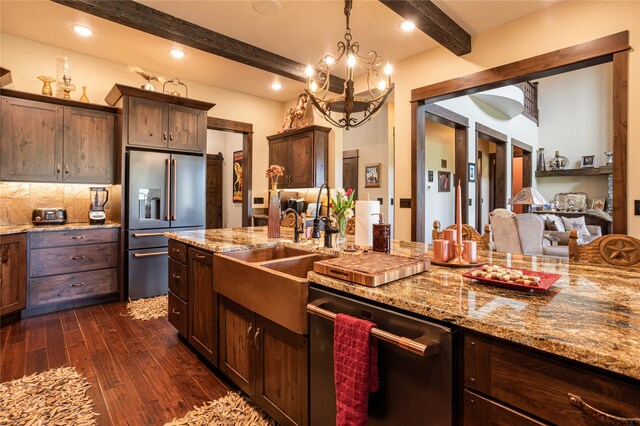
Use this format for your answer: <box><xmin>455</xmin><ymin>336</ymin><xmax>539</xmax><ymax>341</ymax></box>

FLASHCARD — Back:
<box><xmin>233</xmin><ymin>150</ymin><xmax>243</xmax><ymax>203</ymax></box>
<box><xmin>438</xmin><ymin>171</ymin><xmax>451</xmax><ymax>192</ymax></box>
<box><xmin>581</xmin><ymin>155</ymin><xmax>596</xmax><ymax>168</ymax></box>
<box><xmin>365</xmin><ymin>163</ymin><xmax>381</xmax><ymax>188</ymax></box>
<box><xmin>592</xmin><ymin>198</ymin><xmax>606</xmax><ymax>210</ymax></box>
<box><xmin>468</xmin><ymin>163</ymin><xmax>476</xmax><ymax>182</ymax></box>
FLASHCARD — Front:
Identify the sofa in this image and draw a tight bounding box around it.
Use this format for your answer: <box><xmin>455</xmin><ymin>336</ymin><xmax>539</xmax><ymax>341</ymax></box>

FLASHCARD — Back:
<box><xmin>538</xmin><ymin>213</ymin><xmax>602</xmax><ymax>245</ymax></box>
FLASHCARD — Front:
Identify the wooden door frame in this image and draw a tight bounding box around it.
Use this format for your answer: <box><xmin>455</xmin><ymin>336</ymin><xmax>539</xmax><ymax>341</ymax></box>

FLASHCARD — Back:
<box><xmin>411</xmin><ymin>31</ymin><xmax>630</xmax><ymax>241</ymax></box>
<box><xmin>511</xmin><ymin>138</ymin><xmax>533</xmax><ymax>213</ymax></box>
<box><xmin>425</xmin><ymin>104</ymin><xmax>470</xmax><ymax>224</ymax></box>
<box><xmin>207</xmin><ymin>117</ymin><xmax>253</xmax><ymax>227</ymax></box>
<box><xmin>476</xmin><ymin>123</ymin><xmax>507</xmax><ymax>211</ymax></box>
<box><xmin>476</xmin><ymin>151</ymin><xmax>483</xmax><ymax>231</ymax></box>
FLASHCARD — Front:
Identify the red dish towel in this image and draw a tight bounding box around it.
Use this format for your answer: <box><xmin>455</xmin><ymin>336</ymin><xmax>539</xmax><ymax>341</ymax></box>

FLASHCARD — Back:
<box><xmin>334</xmin><ymin>313</ymin><xmax>379</xmax><ymax>426</ymax></box>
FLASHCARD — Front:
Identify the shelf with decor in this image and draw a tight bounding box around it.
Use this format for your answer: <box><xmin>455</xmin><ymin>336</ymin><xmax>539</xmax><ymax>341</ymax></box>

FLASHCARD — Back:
<box><xmin>535</xmin><ymin>165</ymin><xmax>612</xmax><ymax>177</ymax></box>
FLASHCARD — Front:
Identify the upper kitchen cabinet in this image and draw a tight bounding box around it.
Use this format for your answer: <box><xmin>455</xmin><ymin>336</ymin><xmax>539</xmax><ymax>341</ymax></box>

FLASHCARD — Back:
<box><xmin>105</xmin><ymin>84</ymin><xmax>214</xmax><ymax>153</ymax></box>
<box><xmin>267</xmin><ymin>125</ymin><xmax>330</xmax><ymax>189</ymax></box>
<box><xmin>0</xmin><ymin>90</ymin><xmax>116</xmax><ymax>184</ymax></box>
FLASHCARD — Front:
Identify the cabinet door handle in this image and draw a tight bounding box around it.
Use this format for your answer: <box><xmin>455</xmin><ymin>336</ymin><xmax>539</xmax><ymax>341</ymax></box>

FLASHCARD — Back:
<box><xmin>568</xmin><ymin>393</ymin><xmax>640</xmax><ymax>425</ymax></box>
<box><xmin>70</xmin><ymin>282</ymin><xmax>85</xmax><ymax>287</ymax></box>
<box><xmin>169</xmin><ymin>132</ymin><xmax>173</xmax><ymax>141</ymax></box>
<box><xmin>163</xmin><ymin>131</ymin><xmax>167</xmax><ymax>141</ymax></box>
<box><xmin>70</xmin><ymin>255</ymin><xmax>86</xmax><ymax>260</ymax></box>
<box><xmin>195</xmin><ymin>254</ymin><xmax>205</xmax><ymax>259</ymax></box>
<box><xmin>148</xmin><ymin>131</ymin><xmax>153</xmax><ymax>137</ymax></box>
<box><xmin>172</xmin><ymin>309</ymin><xmax>180</xmax><ymax>315</ymax></box>
<box><xmin>253</xmin><ymin>328</ymin><xmax>262</xmax><ymax>351</ymax></box>
<box><xmin>247</xmin><ymin>322</ymin><xmax>254</xmax><ymax>346</ymax></box>
<box><xmin>71</xmin><ymin>235</ymin><xmax>85</xmax><ymax>239</ymax></box>
<box><xmin>172</xmin><ymin>274</ymin><xmax>181</xmax><ymax>280</ymax></box>
<box><xmin>57</xmin><ymin>163</ymin><xmax>61</xmax><ymax>173</ymax></box>
<box><xmin>65</xmin><ymin>164</ymin><xmax>69</xmax><ymax>174</ymax></box>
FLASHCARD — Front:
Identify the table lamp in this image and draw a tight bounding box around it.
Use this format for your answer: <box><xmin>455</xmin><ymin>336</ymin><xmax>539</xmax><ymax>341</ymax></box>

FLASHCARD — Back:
<box><xmin>509</xmin><ymin>187</ymin><xmax>548</xmax><ymax>213</ymax></box>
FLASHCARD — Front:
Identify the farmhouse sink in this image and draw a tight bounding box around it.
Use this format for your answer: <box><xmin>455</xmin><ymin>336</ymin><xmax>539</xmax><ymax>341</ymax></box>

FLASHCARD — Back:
<box><xmin>221</xmin><ymin>245</ymin><xmax>311</xmax><ymax>262</ymax></box>
<box><xmin>214</xmin><ymin>247</ymin><xmax>335</xmax><ymax>335</ymax></box>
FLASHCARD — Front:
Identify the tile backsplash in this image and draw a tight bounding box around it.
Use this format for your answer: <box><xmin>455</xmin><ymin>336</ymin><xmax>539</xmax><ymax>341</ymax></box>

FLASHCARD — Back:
<box><xmin>0</xmin><ymin>182</ymin><xmax>113</xmax><ymax>225</ymax></box>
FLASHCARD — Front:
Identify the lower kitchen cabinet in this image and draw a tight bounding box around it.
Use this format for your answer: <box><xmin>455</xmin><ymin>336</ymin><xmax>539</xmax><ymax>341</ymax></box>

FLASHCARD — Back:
<box><xmin>188</xmin><ymin>247</ymin><xmax>217</xmax><ymax>365</ymax></box>
<box><xmin>26</xmin><ymin>228</ymin><xmax>119</xmax><ymax>315</ymax></box>
<box><xmin>219</xmin><ymin>296</ymin><xmax>308</xmax><ymax>426</ymax></box>
<box><xmin>463</xmin><ymin>331</ymin><xmax>640</xmax><ymax>425</ymax></box>
<box><xmin>0</xmin><ymin>233</ymin><xmax>27</xmax><ymax>317</ymax></box>
<box><xmin>168</xmin><ymin>241</ymin><xmax>189</xmax><ymax>338</ymax></box>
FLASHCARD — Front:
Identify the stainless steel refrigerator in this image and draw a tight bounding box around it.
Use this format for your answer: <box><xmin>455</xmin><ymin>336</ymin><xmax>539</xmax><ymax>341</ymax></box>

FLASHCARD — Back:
<box><xmin>126</xmin><ymin>150</ymin><xmax>205</xmax><ymax>299</ymax></box>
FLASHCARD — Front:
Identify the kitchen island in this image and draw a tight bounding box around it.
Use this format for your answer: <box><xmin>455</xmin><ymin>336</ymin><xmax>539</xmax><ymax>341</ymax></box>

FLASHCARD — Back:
<box><xmin>167</xmin><ymin>226</ymin><xmax>640</xmax><ymax>425</ymax></box>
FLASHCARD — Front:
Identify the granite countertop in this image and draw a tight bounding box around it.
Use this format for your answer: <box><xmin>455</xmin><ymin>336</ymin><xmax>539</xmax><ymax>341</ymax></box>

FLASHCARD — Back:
<box><xmin>166</xmin><ymin>227</ymin><xmax>640</xmax><ymax>382</ymax></box>
<box><xmin>0</xmin><ymin>222</ymin><xmax>121</xmax><ymax>235</ymax></box>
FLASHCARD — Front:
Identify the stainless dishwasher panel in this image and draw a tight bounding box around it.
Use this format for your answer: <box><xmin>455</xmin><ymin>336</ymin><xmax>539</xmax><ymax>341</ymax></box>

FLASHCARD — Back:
<box><xmin>309</xmin><ymin>287</ymin><xmax>454</xmax><ymax>426</ymax></box>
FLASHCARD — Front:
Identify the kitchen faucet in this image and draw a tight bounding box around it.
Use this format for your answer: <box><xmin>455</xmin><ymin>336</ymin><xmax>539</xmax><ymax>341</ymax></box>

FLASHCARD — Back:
<box><xmin>282</xmin><ymin>208</ymin><xmax>303</xmax><ymax>243</ymax></box>
<box><xmin>312</xmin><ymin>183</ymin><xmax>339</xmax><ymax>248</ymax></box>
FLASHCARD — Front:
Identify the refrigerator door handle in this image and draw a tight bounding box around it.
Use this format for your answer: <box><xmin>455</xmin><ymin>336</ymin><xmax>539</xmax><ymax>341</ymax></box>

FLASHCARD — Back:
<box><xmin>172</xmin><ymin>159</ymin><xmax>177</xmax><ymax>221</ymax></box>
<box><xmin>165</xmin><ymin>158</ymin><xmax>171</xmax><ymax>221</ymax></box>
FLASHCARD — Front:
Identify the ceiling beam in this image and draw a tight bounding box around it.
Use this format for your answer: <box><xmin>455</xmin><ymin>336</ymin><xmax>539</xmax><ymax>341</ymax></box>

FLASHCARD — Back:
<box><xmin>379</xmin><ymin>0</ymin><xmax>471</xmax><ymax>56</ymax></box>
<box><xmin>52</xmin><ymin>0</ymin><xmax>346</xmax><ymax>93</ymax></box>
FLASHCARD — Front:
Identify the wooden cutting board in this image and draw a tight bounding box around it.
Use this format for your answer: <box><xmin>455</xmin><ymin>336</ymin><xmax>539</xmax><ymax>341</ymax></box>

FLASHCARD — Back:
<box><xmin>313</xmin><ymin>252</ymin><xmax>430</xmax><ymax>287</ymax></box>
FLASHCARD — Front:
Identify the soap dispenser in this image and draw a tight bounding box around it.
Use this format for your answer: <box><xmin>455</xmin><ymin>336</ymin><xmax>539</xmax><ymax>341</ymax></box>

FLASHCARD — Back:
<box><xmin>371</xmin><ymin>213</ymin><xmax>391</xmax><ymax>253</ymax></box>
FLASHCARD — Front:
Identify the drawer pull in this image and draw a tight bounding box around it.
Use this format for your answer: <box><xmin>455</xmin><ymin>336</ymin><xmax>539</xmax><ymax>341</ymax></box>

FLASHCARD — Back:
<box><xmin>133</xmin><ymin>251</ymin><xmax>169</xmax><ymax>258</ymax></box>
<box><xmin>172</xmin><ymin>248</ymin><xmax>181</xmax><ymax>253</ymax></box>
<box><xmin>568</xmin><ymin>393</ymin><xmax>640</xmax><ymax>425</ymax></box>
<box><xmin>133</xmin><ymin>233</ymin><xmax>165</xmax><ymax>237</ymax></box>
<box><xmin>172</xmin><ymin>309</ymin><xmax>180</xmax><ymax>315</ymax></box>
<box><xmin>172</xmin><ymin>274</ymin><xmax>181</xmax><ymax>280</ymax></box>
<box><xmin>70</xmin><ymin>282</ymin><xmax>85</xmax><ymax>287</ymax></box>
<box><xmin>71</xmin><ymin>255</ymin><xmax>86</xmax><ymax>260</ymax></box>
<box><xmin>71</xmin><ymin>235</ymin><xmax>85</xmax><ymax>240</ymax></box>
<box><xmin>195</xmin><ymin>254</ymin><xmax>206</xmax><ymax>259</ymax></box>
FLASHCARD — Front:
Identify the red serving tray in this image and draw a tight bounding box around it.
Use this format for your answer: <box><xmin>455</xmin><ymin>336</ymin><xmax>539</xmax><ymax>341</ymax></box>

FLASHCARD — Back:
<box><xmin>462</xmin><ymin>266</ymin><xmax>561</xmax><ymax>292</ymax></box>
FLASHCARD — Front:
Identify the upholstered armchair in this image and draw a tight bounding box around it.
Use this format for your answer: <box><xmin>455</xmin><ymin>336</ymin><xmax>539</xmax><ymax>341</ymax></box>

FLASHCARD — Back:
<box><xmin>488</xmin><ymin>211</ymin><xmax>568</xmax><ymax>258</ymax></box>
<box><xmin>432</xmin><ymin>220</ymin><xmax>492</xmax><ymax>250</ymax></box>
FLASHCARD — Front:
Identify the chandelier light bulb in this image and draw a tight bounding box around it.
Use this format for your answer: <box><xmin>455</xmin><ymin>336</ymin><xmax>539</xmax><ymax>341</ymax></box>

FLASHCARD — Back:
<box><xmin>310</xmin><ymin>81</ymin><xmax>318</xmax><ymax>92</ymax></box>
<box><xmin>347</xmin><ymin>54</ymin><xmax>356</xmax><ymax>68</ymax></box>
<box><xmin>377</xmin><ymin>80</ymin><xmax>387</xmax><ymax>90</ymax></box>
<box><xmin>384</xmin><ymin>63</ymin><xmax>393</xmax><ymax>75</ymax></box>
<box><xmin>325</xmin><ymin>55</ymin><xmax>335</xmax><ymax>66</ymax></box>
<box><xmin>305</xmin><ymin>64</ymin><xmax>314</xmax><ymax>77</ymax></box>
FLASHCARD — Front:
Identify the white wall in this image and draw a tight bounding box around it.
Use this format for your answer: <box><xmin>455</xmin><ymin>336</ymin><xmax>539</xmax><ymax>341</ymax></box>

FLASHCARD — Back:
<box><xmin>343</xmin><ymin>104</ymin><xmax>392</xmax><ymax>222</ymax></box>
<box><xmin>425</xmin><ymin>120</ymin><xmax>455</xmax><ymax>243</ymax></box>
<box><xmin>0</xmin><ymin>32</ymin><xmax>284</xmax><ymax>208</ymax></box>
<box><xmin>391</xmin><ymin>1</ymin><xmax>640</xmax><ymax>240</ymax></box>
<box><xmin>535</xmin><ymin>63</ymin><xmax>612</xmax><ymax>203</ymax></box>
<box><xmin>207</xmin><ymin>129</ymin><xmax>243</xmax><ymax>228</ymax></box>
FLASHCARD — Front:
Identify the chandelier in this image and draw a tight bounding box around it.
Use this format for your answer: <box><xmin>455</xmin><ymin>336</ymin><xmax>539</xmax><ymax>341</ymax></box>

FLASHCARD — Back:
<box><xmin>304</xmin><ymin>0</ymin><xmax>394</xmax><ymax>130</ymax></box>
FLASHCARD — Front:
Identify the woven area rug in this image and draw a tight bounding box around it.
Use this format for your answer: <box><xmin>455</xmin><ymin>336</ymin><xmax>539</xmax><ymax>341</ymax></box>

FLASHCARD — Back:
<box><xmin>164</xmin><ymin>391</ymin><xmax>275</xmax><ymax>426</ymax></box>
<box><xmin>0</xmin><ymin>367</ymin><xmax>98</xmax><ymax>425</ymax></box>
<box><xmin>127</xmin><ymin>294</ymin><xmax>168</xmax><ymax>320</ymax></box>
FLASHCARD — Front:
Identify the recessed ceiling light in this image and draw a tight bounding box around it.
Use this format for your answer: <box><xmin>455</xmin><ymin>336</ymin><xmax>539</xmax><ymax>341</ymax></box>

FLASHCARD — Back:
<box><xmin>170</xmin><ymin>48</ymin><xmax>185</xmax><ymax>59</ymax></box>
<box><xmin>400</xmin><ymin>21</ymin><xmax>416</xmax><ymax>32</ymax></box>
<box><xmin>73</xmin><ymin>25</ymin><xmax>93</xmax><ymax>37</ymax></box>
<box><xmin>252</xmin><ymin>0</ymin><xmax>281</xmax><ymax>15</ymax></box>
<box><xmin>271</xmin><ymin>82</ymin><xmax>282</xmax><ymax>91</ymax></box>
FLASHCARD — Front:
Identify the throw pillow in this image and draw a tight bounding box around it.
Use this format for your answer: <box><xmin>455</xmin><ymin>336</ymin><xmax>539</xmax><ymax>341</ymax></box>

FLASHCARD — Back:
<box><xmin>545</xmin><ymin>214</ymin><xmax>565</xmax><ymax>232</ymax></box>
<box><xmin>562</xmin><ymin>216</ymin><xmax>590</xmax><ymax>236</ymax></box>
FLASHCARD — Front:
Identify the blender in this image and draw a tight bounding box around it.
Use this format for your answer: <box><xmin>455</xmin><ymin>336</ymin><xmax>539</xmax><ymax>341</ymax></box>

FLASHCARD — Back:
<box><xmin>89</xmin><ymin>187</ymin><xmax>108</xmax><ymax>224</ymax></box>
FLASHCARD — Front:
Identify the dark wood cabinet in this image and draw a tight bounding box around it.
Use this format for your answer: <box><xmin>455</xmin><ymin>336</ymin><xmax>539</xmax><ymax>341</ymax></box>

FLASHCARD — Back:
<box><xmin>0</xmin><ymin>233</ymin><xmax>27</xmax><ymax>317</ymax></box>
<box><xmin>168</xmin><ymin>241</ymin><xmax>189</xmax><ymax>338</ymax></box>
<box><xmin>26</xmin><ymin>228</ymin><xmax>119</xmax><ymax>315</ymax></box>
<box><xmin>1</xmin><ymin>96</ymin><xmax>63</xmax><ymax>182</ymax></box>
<box><xmin>267</xmin><ymin>125</ymin><xmax>330</xmax><ymax>189</ymax></box>
<box><xmin>188</xmin><ymin>247</ymin><xmax>217</xmax><ymax>365</ymax></box>
<box><xmin>463</xmin><ymin>331</ymin><xmax>640</xmax><ymax>425</ymax></box>
<box><xmin>1</xmin><ymin>92</ymin><xmax>116</xmax><ymax>183</ymax></box>
<box><xmin>126</xmin><ymin>96</ymin><xmax>206</xmax><ymax>153</ymax></box>
<box><xmin>219</xmin><ymin>295</ymin><xmax>308</xmax><ymax>426</ymax></box>
<box><xmin>206</xmin><ymin>153</ymin><xmax>223</xmax><ymax>229</ymax></box>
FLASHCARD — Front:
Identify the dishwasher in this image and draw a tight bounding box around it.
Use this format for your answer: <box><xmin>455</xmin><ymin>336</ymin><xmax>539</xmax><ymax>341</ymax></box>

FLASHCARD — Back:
<box><xmin>308</xmin><ymin>286</ymin><xmax>455</xmax><ymax>426</ymax></box>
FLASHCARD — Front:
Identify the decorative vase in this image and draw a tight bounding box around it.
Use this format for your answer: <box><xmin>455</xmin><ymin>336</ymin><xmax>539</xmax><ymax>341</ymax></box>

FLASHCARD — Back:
<box><xmin>537</xmin><ymin>148</ymin><xmax>546</xmax><ymax>172</ymax></box>
<box><xmin>37</xmin><ymin>75</ymin><xmax>56</xmax><ymax>96</ymax></box>
<box><xmin>267</xmin><ymin>182</ymin><xmax>281</xmax><ymax>238</ymax></box>
<box><xmin>549</xmin><ymin>150</ymin><xmax>568</xmax><ymax>170</ymax></box>
<box><xmin>79</xmin><ymin>86</ymin><xmax>89</xmax><ymax>103</ymax></box>
<box><xmin>336</xmin><ymin>214</ymin><xmax>347</xmax><ymax>250</ymax></box>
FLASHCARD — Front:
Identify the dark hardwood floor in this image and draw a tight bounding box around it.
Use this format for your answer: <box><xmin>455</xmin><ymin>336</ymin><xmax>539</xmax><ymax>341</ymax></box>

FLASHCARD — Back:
<box><xmin>0</xmin><ymin>302</ymin><xmax>231</xmax><ymax>425</ymax></box>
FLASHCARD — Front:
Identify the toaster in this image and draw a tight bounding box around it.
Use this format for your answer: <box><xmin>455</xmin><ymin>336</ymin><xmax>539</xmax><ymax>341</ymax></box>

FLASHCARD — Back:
<box><xmin>32</xmin><ymin>208</ymin><xmax>67</xmax><ymax>225</ymax></box>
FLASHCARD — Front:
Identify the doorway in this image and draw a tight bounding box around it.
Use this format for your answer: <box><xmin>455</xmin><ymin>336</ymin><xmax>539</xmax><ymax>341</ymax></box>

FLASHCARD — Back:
<box><xmin>476</xmin><ymin>123</ymin><xmax>507</xmax><ymax>220</ymax></box>
<box><xmin>206</xmin><ymin>153</ymin><xmax>223</xmax><ymax>228</ymax></box>
<box><xmin>342</xmin><ymin>150</ymin><xmax>358</xmax><ymax>199</ymax></box>
<box><xmin>510</xmin><ymin>139</ymin><xmax>533</xmax><ymax>213</ymax></box>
